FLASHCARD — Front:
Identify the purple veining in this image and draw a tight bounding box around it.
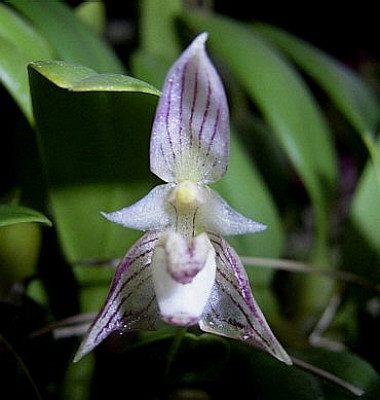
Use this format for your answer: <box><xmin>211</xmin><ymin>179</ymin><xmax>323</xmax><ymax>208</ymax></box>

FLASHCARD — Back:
<box><xmin>150</xmin><ymin>32</ymin><xmax>229</xmax><ymax>184</ymax></box>
<box><xmin>74</xmin><ymin>33</ymin><xmax>291</xmax><ymax>366</ymax></box>
<box><xmin>206</xmin><ymin>105</ymin><xmax>221</xmax><ymax>158</ymax></box>
<box><xmin>198</xmin><ymin>77</ymin><xmax>211</xmax><ymax>143</ymax></box>
<box><xmin>189</xmin><ymin>69</ymin><xmax>199</xmax><ymax>148</ymax></box>
<box><xmin>164</xmin><ymin>79</ymin><xmax>176</xmax><ymax>162</ymax></box>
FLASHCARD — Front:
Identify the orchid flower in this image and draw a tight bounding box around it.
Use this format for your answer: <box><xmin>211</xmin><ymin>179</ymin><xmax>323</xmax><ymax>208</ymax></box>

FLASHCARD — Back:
<box><xmin>74</xmin><ymin>33</ymin><xmax>292</xmax><ymax>365</ymax></box>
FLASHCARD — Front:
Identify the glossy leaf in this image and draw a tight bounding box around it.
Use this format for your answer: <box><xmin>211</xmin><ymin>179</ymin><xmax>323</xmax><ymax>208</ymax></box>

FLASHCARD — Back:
<box><xmin>7</xmin><ymin>0</ymin><xmax>125</xmax><ymax>74</ymax></box>
<box><xmin>182</xmin><ymin>12</ymin><xmax>337</xmax><ymax>254</ymax></box>
<box><xmin>28</xmin><ymin>61</ymin><xmax>160</xmax><ymax>264</ymax></box>
<box><xmin>0</xmin><ymin>204</ymin><xmax>51</xmax><ymax>227</ymax></box>
<box><xmin>29</xmin><ymin>61</ymin><xmax>160</xmax><ymax>94</ymax></box>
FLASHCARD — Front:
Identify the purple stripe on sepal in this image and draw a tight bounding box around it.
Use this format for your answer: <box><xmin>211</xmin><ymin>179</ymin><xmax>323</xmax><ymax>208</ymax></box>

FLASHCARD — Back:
<box><xmin>73</xmin><ymin>231</ymin><xmax>160</xmax><ymax>362</ymax></box>
<box><xmin>150</xmin><ymin>33</ymin><xmax>229</xmax><ymax>184</ymax></box>
<box><xmin>200</xmin><ymin>232</ymin><xmax>292</xmax><ymax>365</ymax></box>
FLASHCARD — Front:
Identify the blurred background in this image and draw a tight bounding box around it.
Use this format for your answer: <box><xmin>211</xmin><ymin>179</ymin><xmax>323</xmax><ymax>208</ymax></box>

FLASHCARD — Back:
<box><xmin>1</xmin><ymin>1</ymin><xmax>380</xmax><ymax>399</ymax></box>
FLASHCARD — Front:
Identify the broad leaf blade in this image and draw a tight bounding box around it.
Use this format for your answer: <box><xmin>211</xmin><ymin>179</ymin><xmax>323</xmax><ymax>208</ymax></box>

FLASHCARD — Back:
<box><xmin>342</xmin><ymin>138</ymin><xmax>380</xmax><ymax>285</ymax></box>
<box><xmin>0</xmin><ymin>3</ymin><xmax>53</xmax><ymax>121</ymax></box>
<box><xmin>0</xmin><ymin>36</ymin><xmax>34</xmax><ymax>122</ymax></box>
<box><xmin>28</xmin><ymin>61</ymin><xmax>160</xmax><ymax>263</ymax></box>
<box><xmin>30</xmin><ymin>61</ymin><xmax>160</xmax><ymax>94</ymax></box>
<box><xmin>8</xmin><ymin>0</ymin><xmax>124</xmax><ymax>74</ymax></box>
<box><xmin>253</xmin><ymin>23</ymin><xmax>379</xmax><ymax>141</ymax></box>
<box><xmin>293</xmin><ymin>348</ymin><xmax>378</xmax><ymax>398</ymax></box>
<box><xmin>0</xmin><ymin>2</ymin><xmax>52</xmax><ymax>60</ymax></box>
<box><xmin>0</xmin><ymin>204</ymin><xmax>51</xmax><ymax>227</ymax></box>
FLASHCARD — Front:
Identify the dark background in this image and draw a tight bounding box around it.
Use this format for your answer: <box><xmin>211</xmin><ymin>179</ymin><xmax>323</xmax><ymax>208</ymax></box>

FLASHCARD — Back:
<box><xmin>99</xmin><ymin>1</ymin><xmax>380</xmax><ymax>69</ymax></box>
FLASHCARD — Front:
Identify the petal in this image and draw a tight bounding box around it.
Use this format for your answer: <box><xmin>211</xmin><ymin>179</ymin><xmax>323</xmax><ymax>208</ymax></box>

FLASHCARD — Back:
<box><xmin>151</xmin><ymin>231</ymin><xmax>216</xmax><ymax>326</ymax></box>
<box><xmin>160</xmin><ymin>231</ymin><xmax>211</xmax><ymax>284</ymax></box>
<box><xmin>199</xmin><ymin>233</ymin><xmax>292</xmax><ymax>365</ymax></box>
<box><xmin>198</xmin><ymin>186</ymin><xmax>267</xmax><ymax>236</ymax></box>
<box><xmin>73</xmin><ymin>231</ymin><xmax>160</xmax><ymax>362</ymax></box>
<box><xmin>101</xmin><ymin>184</ymin><xmax>174</xmax><ymax>231</ymax></box>
<box><xmin>150</xmin><ymin>32</ymin><xmax>229</xmax><ymax>184</ymax></box>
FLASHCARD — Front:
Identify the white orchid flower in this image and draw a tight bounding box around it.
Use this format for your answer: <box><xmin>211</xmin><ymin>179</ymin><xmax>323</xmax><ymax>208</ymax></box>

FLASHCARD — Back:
<box><xmin>74</xmin><ymin>33</ymin><xmax>292</xmax><ymax>365</ymax></box>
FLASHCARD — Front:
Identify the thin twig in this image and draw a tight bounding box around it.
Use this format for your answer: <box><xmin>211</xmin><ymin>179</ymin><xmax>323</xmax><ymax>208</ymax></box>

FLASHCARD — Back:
<box><xmin>241</xmin><ymin>256</ymin><xmax>380</xmax><ymax>294</ymax></box>
<box><xmin>309</xmin><ymin>294</ymin><xmax>345</xmax><ymax>350</ymax></box>
<box><xmin>291</xmin><ymin>356</ymin><xmax>365</xmax><ymax>397</ymax></box>
<box><xmin>74</xmin><ymin>257</ymin><xmax>121</xmax><ymax>268</ymax></box>
<box><xmin>29</xmin><ymin>312</ymin><xmax>96</xmax><ymax>339</ymax></box>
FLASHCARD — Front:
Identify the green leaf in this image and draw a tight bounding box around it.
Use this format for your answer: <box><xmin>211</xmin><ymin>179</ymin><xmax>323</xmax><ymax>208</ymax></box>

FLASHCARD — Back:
<box><xmin>132</xmin><ymin>0</ymin><xmax>184</xmax><ymax>88</ymax></box>
<box><xmin>0</xmin><ymin>3</ymin><xmax>53</xmax><ymax>122</ymax></box>
<box><xmin>0</xmin><ymin>36</ymin><xmax>34</xmax><ymax>122</ymax></box>
<box><xmin>214</xmin><ymin>130</ymin><xmax>285</xmax><ymax>287</ymax></box>
<box><xmin>139</xmin><ymin>0</ymin><xmax>182</xmax><ymax>63</ymax></box>
<box><xmin>75</xmin><ymin>1</ymin><xmax>106</xmax><ymax>35</ymax></box>
<box><xmin>182</xmin><ymin>12</ymin><xmax>337</xmax><ymax>257</ymax></box>
<box><xmin>350</xmin><ymin>141</ymin><xmax>380</xmax><ymax>256</ymax></box>
<box><xmin>342</xmin><ymin>138</ymin><xmax>380</xmax><ymax>284</ymax></box>
<box><xmin>230</xmin><ymin>343</ymin><xmax>323</xmax><ymax>400</ymax></box>
<box><xmin>253</xmin><ymin>23</ymin><xmax>379</xmax><ymax>141</ymax></box>
<box><xmin>252</xmin><ymin>23</ymin><xmax>380</xmax><ymax>192</ymax></box>
<box><xmin>293</xmin><ymin>348</ymin><xmax>378</xmax><ymax>398</ymax></box>
<box><xmin>0</xmin><ymin>2</ymin><xmax>52</xmax><ymax>59</ymax></box>
<box><xmin>0</xmin><ymin>211</ymin><xmax>45</xmax><ymax>296</ymax></box>
<box><xmin>214</xmin><ymin>131</ymin><xmax>286</xmax><ymax>323</ymax></box>
<box><xmin>28</xmin><ymin>61</ymin><xmax>160</xmax><ymax>264</ymax></box>
<box><xmin>0</xmin><ymin>204</ymin><xmax>51</xmax><ymax>227</ymax></box>
<box><xmin>7</xmin><ymin>0</ymin><xmax>125</xmax><ymax>74</ymax></box>
<box><xmin>131</xmin><ymin>49</ymin><xmax>174</xmax><ymax>89</ymax></box>
<box><xmin>29</xmin><ymin>60</ymin><xmax>160</xmax><ymax>94</ymax></box>
<box><xmin>62</xmin><ymin>353</ymin><xmax>95</xmax><ymax>400</ymax></box>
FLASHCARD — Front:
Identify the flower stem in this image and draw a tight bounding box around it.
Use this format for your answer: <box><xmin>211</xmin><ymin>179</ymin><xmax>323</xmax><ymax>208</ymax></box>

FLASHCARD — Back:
<box><xmin>165</xmin><ymin>327</ymin><xmax>187</xmax><ymax>379</ymax></box>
